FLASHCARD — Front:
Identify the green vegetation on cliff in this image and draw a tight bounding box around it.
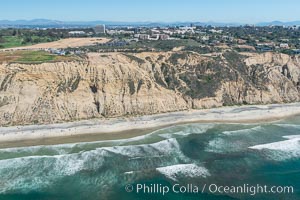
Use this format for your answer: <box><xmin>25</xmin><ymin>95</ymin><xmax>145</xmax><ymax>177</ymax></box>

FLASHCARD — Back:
<box><xmin>0</xmin><ymin>50</ymin><xmax>79</xmax><ymax>64</ymax></box>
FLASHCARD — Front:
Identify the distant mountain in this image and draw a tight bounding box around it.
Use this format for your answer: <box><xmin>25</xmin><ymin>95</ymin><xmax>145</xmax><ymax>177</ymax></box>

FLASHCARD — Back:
<box><xmin>0</xmin><ymin>19</ymin><xmax>63</xmax><ymax>25</ymax></box>
<box><xmin>0</xmin><ymin>19</ymin><xmax>157</xmax><ymax>27</ymax></box>
<box><xmin>0</xmin><ymin>19</ymin><xmax>242</xmax><ymax>27</ymax></box>
<box><xmin>0</xmin><ymin>19</ymin><xmax>299</xmax><ymax>27</ymax></box>
<box><xmin>257</xmin><ymin>21</ymin><xmax>300</xmax><ymax>26</ymax></box>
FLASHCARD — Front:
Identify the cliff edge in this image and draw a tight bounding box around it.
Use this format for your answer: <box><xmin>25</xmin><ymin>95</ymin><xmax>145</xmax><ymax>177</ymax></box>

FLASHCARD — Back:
<box><xmin>0</xmin><ymin>51</ymin><xmax>299</xmax><ymax>125</ymax></box>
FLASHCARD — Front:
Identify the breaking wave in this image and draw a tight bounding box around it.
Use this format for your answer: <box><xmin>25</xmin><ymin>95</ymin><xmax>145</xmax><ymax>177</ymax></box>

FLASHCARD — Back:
<box><xmin>206</xmin><ymin>125</ymin><xmax>264</xmax><ymax>153</ymax></box>
<box><xmin>158</xmin><ymin>124</ymin><xmax>214</xmax><ymax>139</ymax></box>
<box><xmin>1</xmin><ymin>120</ymin><xmax>300</xmax><ymax>199</ymax></box>
<box><xmin>222</xmin><ymin>126</ymin><xmax>263</xmax><ymax>135</ymax></box>
<box><xmin>0</xmin><ymin>123</ymin><xmax>215</xmax><ymax>160</ymax></box>
<box><xmin>249</xmin><ymin>135</ymin><xmax>300</xmax><ymax>161</ymax></box>
<box><xmin>0</xmin><ymin>138</ymin><xmax>190</xmax><ymax>194</ymax></box>
<box><xmin>274</xmin><ymin>124</ymin><xmax>300</xmax><ymax>129</ymax></box>
<box><xmin>156</xmin><ymin>164</ymin><xmax>210</xmax><ymax>181</ymax></box>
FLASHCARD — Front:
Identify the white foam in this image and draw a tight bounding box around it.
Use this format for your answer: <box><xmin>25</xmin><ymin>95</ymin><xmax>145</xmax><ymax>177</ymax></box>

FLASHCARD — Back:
<box><xmin>275</xmin><ymin>124</ymin><xmax>300</xmax><ymax>129</ymax></box>
<box><xmin>0</xmin><ymin>128</ymin><xmax>158</xmax><ymax>159</ymax></box>
<box><xmin>0</xmin><ymin>144</ymin><xmax>75</xmax><ymax>158</ymax></box>
<box><xmin>206</xmin><ymin>126</ymin><xmax>266</xmax><ymax>153</ymax></box>
<box><xmin>249</xmin><ymin>138</ymin><xmax>300</xmax><ymax>151</ymax></box>
<box><xmin>222</xmin><ymin>126</ymin><xmax>263</xmax><ymax>135</ymax></box>
<box><xmin>0</xmin><ymin>124</ymin><xmax>211</xmax><ymax>159</ymax></box>
<box><xmin>206</xmin><ymin>138</ymin><xmax>229</xmax><ymax>153</ymax></box>
<box><xmin>205</xmin><ymin>137</ymin><xmax>249</xmax><ymax>153</ymax></box>
<box><xmin>159</xmin><ymin>133</ymin><xmax>174</xmax><ymax>139</ymax></box>
<box><xmin>283</xmin><ymin>135</ymin><xmax>300</xmax><ymax>139</ymax></box>
<box><xmin>156</xmin><ymin>164</ymin><xmax>210</xmax><ymax>181</ymax></box>
<box><xmin>0</xmin><ymin>138</ymin><xmax>189</xmax><ymax>194</ymax></box>
<box><xmin>124</xmin><ymin>171</ymin><xmax>134</xmax><ymax>175</ymax></box>
<box><xmin>159</xmin><ymin>124</ymin><xmax>214</xmax><ymax>138</ymax></box>
<box><xmin>249</xmin><ymin>136</ymin><xmax>300</xmax><ymax>161</ymax></box>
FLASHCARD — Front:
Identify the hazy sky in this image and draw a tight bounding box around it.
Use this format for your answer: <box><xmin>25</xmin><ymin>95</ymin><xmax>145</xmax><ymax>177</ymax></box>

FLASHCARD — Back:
<box><xmin>1</xmin><ymin>0</ymin><xmax>300</xmax><ymax>23</ymax></box>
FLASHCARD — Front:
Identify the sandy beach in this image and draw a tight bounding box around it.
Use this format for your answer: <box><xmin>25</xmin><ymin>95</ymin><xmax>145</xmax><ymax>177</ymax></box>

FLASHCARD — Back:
<box><xmin>1</xmin><ymin>103</ymin><xmax>300</xmax><ymax>146</ymax></box>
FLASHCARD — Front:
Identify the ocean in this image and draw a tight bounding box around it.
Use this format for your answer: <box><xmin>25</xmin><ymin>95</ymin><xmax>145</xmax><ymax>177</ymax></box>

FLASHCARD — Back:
<box><xmin>0</xmin><ymin>115</ymin><xmax>300</xmax><ymax>200</ymax></box>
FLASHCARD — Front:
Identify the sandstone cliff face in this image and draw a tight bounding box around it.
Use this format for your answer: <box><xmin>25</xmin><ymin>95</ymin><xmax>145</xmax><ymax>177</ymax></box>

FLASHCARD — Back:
<box><xmin>0</xmin><ymin>51</ymin><xmax>299</xmax><ymax>125</ymax></box>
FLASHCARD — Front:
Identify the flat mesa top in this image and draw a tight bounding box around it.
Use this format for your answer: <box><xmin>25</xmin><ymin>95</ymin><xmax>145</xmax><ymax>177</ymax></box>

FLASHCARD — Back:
<box><xmin>3</xmin><ymin>37</ymin><xmax>110</xmax><ymax>50</ymax></box>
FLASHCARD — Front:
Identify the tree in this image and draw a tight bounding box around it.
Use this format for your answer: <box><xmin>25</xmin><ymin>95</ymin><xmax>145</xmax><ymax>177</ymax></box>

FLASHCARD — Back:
<box><xmin>0</xmin><ymin>35</ymin><xmax>4</xmax><ymax>43</ymax></box>
<box><xmin>12</xmin><ymin>30</ymin><xmax>17</xmax><ymax>36</ymax></box>
<box><xmin>22</xmin><ymin>36</ymin><xmax>32</xmax><ymax>44</ymax></box>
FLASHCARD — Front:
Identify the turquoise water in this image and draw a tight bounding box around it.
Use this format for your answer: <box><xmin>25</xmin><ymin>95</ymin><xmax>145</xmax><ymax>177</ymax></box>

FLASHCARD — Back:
<box><xmin>0</xmin><ymin>116</ymin><xmax>300</xmax><ymax>200</ymax></box>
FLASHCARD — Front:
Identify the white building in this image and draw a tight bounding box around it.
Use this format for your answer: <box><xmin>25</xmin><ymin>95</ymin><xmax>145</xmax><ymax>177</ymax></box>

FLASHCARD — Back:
<box><xmin>280</xmin><ymin>43</ymin><xmax>289</xmax><ymax>49</ymax></box>
<box><xmin>68</xmin><ymin>31</ymin><xmax>86</xmax><ymax>36</ymax></box>
<box><xmin>94</xmin><ymin>25</ymin><xmax>106</xmax><ymax>34</ymax></box>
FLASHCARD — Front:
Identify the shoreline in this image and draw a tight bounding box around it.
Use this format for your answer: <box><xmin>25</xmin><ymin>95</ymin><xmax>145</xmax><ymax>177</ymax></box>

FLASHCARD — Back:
<box><xmin>1</xmin><ymin>102</ymin><xmax>300</xmax><ymax>147</ymax></box>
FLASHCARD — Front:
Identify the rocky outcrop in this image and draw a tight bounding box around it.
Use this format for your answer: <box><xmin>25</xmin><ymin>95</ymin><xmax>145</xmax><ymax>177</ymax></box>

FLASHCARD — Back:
<box><xmin>0</xmin><ymin>51</ymin><xmax>300</xmax><ymax>126</ymax></box>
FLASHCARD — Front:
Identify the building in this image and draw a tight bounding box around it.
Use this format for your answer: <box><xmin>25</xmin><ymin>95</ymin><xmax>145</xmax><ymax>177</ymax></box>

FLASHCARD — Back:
<box><xmin>138</xmin><ymin>34</ymin><xmax>150</xmax><ymax>40</ymax></box>
<box><xmin>159</xmin><ymin>34</ymin><xmax>170</xmax><ymax>40</ymax></box>
<box><xmin>68</xmin><ymin>31</ymin><xmax>86</xmax><ymax>36</ymax></box>
<box><xmin>94</xmin><ymin>25</ymin><xmax>106</xmax><ymax>34</ymax></box>
<box><xmin>201</xmin><ymin>36</ymin><xmax>210</xmax><ymax>41</ymax></box>
<box><xmin>106</xmin><ymin>29</ymin><xmax>134</xmax><ymax>35</ymax></box>
<box><xmin>280</xmin><ymin>43</ymin><xmax>289</xmax><ymax>49</ymax></box>
<box><xmin>134</xmin><ymin>28</ymin><xmax>139</xmax><ymax>34</ymax></box>
<box><xmin>47</xmin><ymin>48</ymin><xmax>66</xmax><ymax>56</ymax></box>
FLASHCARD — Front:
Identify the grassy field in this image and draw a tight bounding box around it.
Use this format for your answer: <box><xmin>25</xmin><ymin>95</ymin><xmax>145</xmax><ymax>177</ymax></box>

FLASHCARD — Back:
<box><xmin>0</xmin><ymin>50</ymin><xmax>80</xmax><ymax>64</ymax></box>
<box><xmin>0</xmin><ymin>36</ymin><xmax>56</xmax><ymax>49</ymax></box>
<box><xmin>0</xmin><ymin>36</ymin><xmax>25</xmax><ymax>48</ymax></box>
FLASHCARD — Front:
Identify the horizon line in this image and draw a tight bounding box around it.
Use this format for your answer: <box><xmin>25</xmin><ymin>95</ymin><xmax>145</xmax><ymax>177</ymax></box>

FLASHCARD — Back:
<box><xmin>1</xmin><ymin>18</ymin><xmax>300</xmax><ymax>24</ymax></box>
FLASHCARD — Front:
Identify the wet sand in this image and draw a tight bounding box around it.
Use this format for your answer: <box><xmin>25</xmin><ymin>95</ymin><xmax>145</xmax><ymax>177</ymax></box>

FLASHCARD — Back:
<box><xmin>1</xmin><ymin>102</ymin><xmax>300</xmax><ymax>148</ymax></box>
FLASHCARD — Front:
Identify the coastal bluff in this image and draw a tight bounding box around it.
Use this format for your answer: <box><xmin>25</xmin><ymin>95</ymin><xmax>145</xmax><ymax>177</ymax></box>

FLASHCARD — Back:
<box><xmin>0</xmin><ymin>51</ymin><xmax>300</xmax><ymax>126</ymax></box>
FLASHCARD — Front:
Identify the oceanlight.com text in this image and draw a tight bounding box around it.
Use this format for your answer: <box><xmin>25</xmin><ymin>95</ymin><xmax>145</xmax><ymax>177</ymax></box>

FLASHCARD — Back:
<box><xmin>125</xmin><ymin>183</ymin><xmax>294</xmax><ymax>196</ymax></box>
